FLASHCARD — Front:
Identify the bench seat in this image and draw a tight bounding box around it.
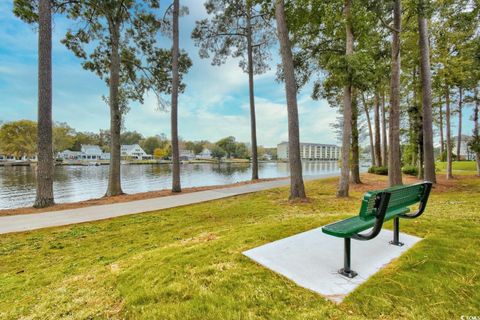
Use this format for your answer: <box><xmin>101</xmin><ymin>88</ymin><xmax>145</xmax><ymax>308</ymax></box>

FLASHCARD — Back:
<box><xmin>322</xmin><ymin>207</ymin><xmax>410</xmax><ymax>238</ymax></box>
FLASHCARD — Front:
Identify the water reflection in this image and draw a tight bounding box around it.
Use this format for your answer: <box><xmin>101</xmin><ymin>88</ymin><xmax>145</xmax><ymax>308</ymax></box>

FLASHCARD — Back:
<box><xmin>211</xmin><ymin>163</ymin><xmax>250</xmax><ymax>176</ymax></box>
<box><xmin>0</xmin><ymin>161</ymin><xmax>340</xmax><ymax>209</ymax></box>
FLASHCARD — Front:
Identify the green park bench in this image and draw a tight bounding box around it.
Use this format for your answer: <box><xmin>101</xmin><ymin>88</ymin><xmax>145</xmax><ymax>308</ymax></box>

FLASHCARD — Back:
<box><xmin>322</xmin><ymin>181</ymin><xmax>433</xmax><ymax>278</ymax></box>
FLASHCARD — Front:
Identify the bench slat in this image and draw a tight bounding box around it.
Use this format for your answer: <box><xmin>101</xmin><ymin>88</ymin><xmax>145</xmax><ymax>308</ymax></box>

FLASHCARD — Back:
<box><xmin>359</xmin><ymin>183</ymin><xmax>426</xmax><ymax>219</ymax></box>
<box><xmin>322</xmin><ymin>207</ymin><xmax>410</xmax><ymax>238</ymax></box>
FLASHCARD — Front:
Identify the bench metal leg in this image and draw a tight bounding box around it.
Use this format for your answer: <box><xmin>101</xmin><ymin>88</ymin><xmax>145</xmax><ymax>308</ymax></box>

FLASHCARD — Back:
<box><xmin>339</xmin><ymin>238</ymin><xmax>357</xmax><ymax>278</ymax></box>
<box><xmin>389</xmin><ymin>217</ymin><xmax>404</xmax><ymax>246</ymax></box>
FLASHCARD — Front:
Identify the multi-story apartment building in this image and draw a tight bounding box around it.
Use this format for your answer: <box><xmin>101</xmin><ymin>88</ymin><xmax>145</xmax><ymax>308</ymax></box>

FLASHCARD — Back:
<box><xmin>277</xmin><ymin>142</ymin><xmax>340</xmax><ymax>161</ymax></box>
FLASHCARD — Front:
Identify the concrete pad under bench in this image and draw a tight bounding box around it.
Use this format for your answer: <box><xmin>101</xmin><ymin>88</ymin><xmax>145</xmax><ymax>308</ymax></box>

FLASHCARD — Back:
<box><xmin>243</xmin><ymin>227</ymin><xmax>422</xmax><ymax>303</ymax></box>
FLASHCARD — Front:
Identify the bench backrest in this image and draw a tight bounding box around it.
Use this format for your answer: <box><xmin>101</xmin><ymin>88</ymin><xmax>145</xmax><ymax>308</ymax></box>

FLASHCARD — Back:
<box><xmin>358</xmin><ymin>182</ymin><xmax>431</xmax><ymax>219</ymax></box>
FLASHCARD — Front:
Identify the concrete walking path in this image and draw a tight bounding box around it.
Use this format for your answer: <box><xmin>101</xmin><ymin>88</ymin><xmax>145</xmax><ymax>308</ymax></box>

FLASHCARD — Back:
<box><xmin>0</xmin><ymin>173</ymin><xmax>339</xmax><ymax>235</ymax></box>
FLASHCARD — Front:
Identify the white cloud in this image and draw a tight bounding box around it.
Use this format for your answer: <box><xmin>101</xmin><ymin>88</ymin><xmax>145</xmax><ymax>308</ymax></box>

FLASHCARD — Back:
<box><xmin>0</xmin><ymin>0</ymin><xmax>345</xmax><ymax>148</ymax></box>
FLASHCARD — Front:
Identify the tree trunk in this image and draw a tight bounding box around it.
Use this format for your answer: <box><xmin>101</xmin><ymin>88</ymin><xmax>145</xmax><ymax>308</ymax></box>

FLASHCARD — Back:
<box><xmin>106</xmin><ymin>23</ymin><xmax>123</xmax><ymax>197</ymax></box>
<box><xmin>457</xmin><ymin>87</ymin><xmax>463</xmax><ymax>160</ymax></box>
<box><xmin>476</xmin><ymin>155</ymin><xmax>480</xmax><ymax>177</ymax></box>
<box><xmin>439</xmin><ymin>98</ymin><xmax>444</xmax><ymax>155</ymax></box>
<box><xmin>446</xmin><ymin>87</ymin><xmax>453</xmax><ymax>179</ymax></box>
<box><xmin>408</xmin><ymin>108</ymin><xmax>417</xmax><ymax>166</ymax></box>
<box><xmin>373</xmin><ymin>92</ymin><xmax>382</xmax><ymax>167</ymax></box>
<box><xmin>407</xmin><ymin>97</ymin><xmax>418</xmax><ymax>169</ymax></box>
<box><xmin>418</xmin><ymin>123</ymin><xmax>424</xmax><ymax>180</ymax></box>
<box><xmin>351</xmin><ymin>91</ymin><xmax>361</xmax><ymax>184</ymax></box>
<box><xmin>361</xmin><ymin>93</ymin><xmax>375</xmax><ymax>167</ymax></box>
<box><xmin>418</xmin><ymin>10</ymin><xmax>436</xmax><ymax>183</ymax></box>
<box><xmin>337</xmin><ymin>0</ymin><xmax>354</xmax><ymax>197</ymax></box>
<box><xmin>388</xmin><ymin>0</ymin><xmax>403</xmax><ymax>186</ymax></box>
<box><xmin>381</xmin><ymin>91</ymin><xmax>388</xmax><ymax>166</ymax></box>
<box><xmin>412</xmin><ymin>67</ymin><xmax>423</xmax><ymax>179</ymax></box>
<box><xmin>275</xmin><ymin>0</ymin><xmax>306</xmax><ymax>200</ymax></box>
<box><xmin>473</xmin><ymin>87</ymin><xmax>479</xmax><ymax>176</ymax></box>
<box><xmin>246</xmin><ymin>7</ymin><xmax>259</xmax><ymax>180</ymax></box>
<box><xmin>171</xmin><ymin>0</ymin><xmax>181</xmax><ymax>192</ymax></box>
<box><xmin>34</xmin><ymin>0</ymin><xmax>54</xmax><ymax>208</ymax></box>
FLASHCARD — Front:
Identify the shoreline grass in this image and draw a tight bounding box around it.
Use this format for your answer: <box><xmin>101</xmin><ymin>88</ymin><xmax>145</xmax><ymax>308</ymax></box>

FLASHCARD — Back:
<box><xmin>436</xmin><ymin>160</ymin><xmax>478</xmax><ymax>171</ymax></box>
<box><xmin>0</xmin><ymin>173</ymin><xmax>479</xmax><ymax>319</ymax></box>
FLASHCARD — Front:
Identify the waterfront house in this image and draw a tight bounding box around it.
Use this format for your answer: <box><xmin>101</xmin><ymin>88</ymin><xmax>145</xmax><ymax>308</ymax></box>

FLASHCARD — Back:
<box><xmin>0</xmin><ymin>155</ymin><xmax>32</xmax><ymax>162</ymax></box>
<box><xmin>277</xmin><ymin>142</ymin><xmax>341</xmax><ymax>161</ymax></box>
<box><xmin>57</xmin><ymin>150</ymin><xmax>83</xmax><ymax>160</ymax></box>
<box><xmin>58</xmin><ymin>145</ymin><xmax>110</xmax><ymax>161</ymax></box>
<box><xmin>180</xmin><ymin>149</ymin><xmax>195</xmax><ymax>161</ymax></box>
<box><xmin>81</xmin><ymin>145</ymin><xmax>103</xmax><ymax>160</ymax></box>
<box><xmin>0</xmin><ymin>154</ymin><xmax>13</xmax><ymax>161</ymax></box>
<box><xmin>121</xmin><ymin>144</ymin><xmax>152</xmax><ymax>160</ymax></box>
<box><xmin>196</xmin><ymin>148</ymin><xmax>212</xmax><ymax>160</ymax></box>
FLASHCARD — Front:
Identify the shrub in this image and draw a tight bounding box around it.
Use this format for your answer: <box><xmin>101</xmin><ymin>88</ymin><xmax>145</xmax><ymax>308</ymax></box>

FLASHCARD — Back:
<box><xmin>402</xmin><ymin>165</ymin><xmax>418</xmax><ymax>176</ymax></box>
<box><xmin>437</xmin><ymin>150</ymin><xmax>457</xmax><ymax>162</ymax></box>
<box><xmin>368</xmin><ymin>166</ymin><xmax>388</xmax><ymax>175</ymax></box>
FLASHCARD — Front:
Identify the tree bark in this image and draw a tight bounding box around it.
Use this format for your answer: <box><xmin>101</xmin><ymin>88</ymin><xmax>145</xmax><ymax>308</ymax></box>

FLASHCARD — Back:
<box><xmin>381</xmin><ymin>91</ymin><xmax>388</xmax><ymax>166</ymax></box>
<box><xmin>407</xmin><ymin>98</ymin><xmax>419</xmax><ymax>169</ymax></box>
<box><xmin>106</xmin><ymin>23</ymin><xmax>123</xmax><ymax>197</ymax></box>
<box><xmin>34</xmin><ymin>0</ymin><xmax>54</xmax><ymax>208</ymax></box>
<box><xmin>337</xmin><ymin>0</ymin><xmax>354</xmax><ymax>197</ymax></box>
<box><xmin>418</xmin><ymin>122</ymin><xmax>424</xmax><ymax>179</ymax></box>
<box><xmin>439</xmin><ymin>98</ymin><xmax>444</xmax><ymax>155</ymax></box>
<box><xmin>246</xmin><ymin>6</ymin><xmax>259</xmax><ymax>180</ymax></box>
<box><xmin>412</xmin><ymin>67</ymin><xmax>423</xmax><ymax>179</ymax></box>
<box><xmin>418</xmin><ymin>10</ymin><xmax>436</xmax><ymax>183</ymax></box>
<box><xmin>361</xmin><ymin>93</ymin><xmax>375</xmax><ymax>167</ymax></box>
<box><xmin>373</xmin><ymin>92</ymin><xmax>382</xmax><ymax>167</ymax></box>
<box><xmin>446</xmin><ymin>87</ymin><xmax>453</xmax><ymax>179</ymax></box>
<box><xmin>477</xmin><ymin>154</ymin><xmax>480</xmax><ymax>177</ymax></box>
<box><xmin>388</xmin><ymin>0</ymin><xmax>403</xmax><ymax>186</ymax></box>
<box><xmin>408</xmin><ymin>107</ymin><xmax>416</xmax><ymax>166</ymax></box>
<box><xmin>457</xmin><ymin>87</ymin><xmax>463</xmax><ymax>160</ymax></box>
<box><xmin>171</xmin><ymin>0</ymin><xmax>181</xmax><ymax>192</ymax></box>
<box><xmin>351</xmin><ymin>91</ymin><xmax>361</xmax><ymax>184</ymax></box>
<box><xmin>275</xmin><ymin>0</ymin><xmax>306</xmax><ymax>200</ymax></box>
<box><xmin>473</xmin><ymin>87</ymin><xmax>479</xmax><ymax>176</ymax></box>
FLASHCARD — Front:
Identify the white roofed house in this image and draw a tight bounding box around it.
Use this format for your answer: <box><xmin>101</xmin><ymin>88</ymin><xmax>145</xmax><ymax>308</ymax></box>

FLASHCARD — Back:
<box><xmin>196</xmin><ymin>148</ymin><xmax>212</xmax><ymax>160</ymax></box>
<box><xmin>57</xmin><ymin>150</ymin><xmax>83</xmax><ymax>160</ymax></box>
<box><xmin>101</xmin><ymin>152</ymin><xmax>111</xmax><ymax>161</ymax></box>
<box><xmin>57</xmin><ymin>145</ymin><xmax>110</xmax><ymax>162</ymax></box>
<box><xmin>179</xmin><ymin>149</ymin><xmax>195</xmax><ymax>161</ymax></box>
<box><xmin>121</xmin><ymin>144</ymin><xmax>152</xmax><ymax>160</ymax></box>
<box><xmin>81</xmin><ymin>145</ymin><xmax>103</xmax><ymax>160</ymax></box>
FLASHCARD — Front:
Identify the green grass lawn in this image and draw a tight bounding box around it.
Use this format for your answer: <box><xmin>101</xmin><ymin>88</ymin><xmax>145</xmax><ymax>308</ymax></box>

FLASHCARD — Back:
<box><xmin>1</xmin><ymin>174</ymin><xmax>479</xmax><ymax>319</ymax></box>
<box><xmin>436</xmin><ymin>160</ymin><xmax>478</xmax><ymax>171</ymax></box>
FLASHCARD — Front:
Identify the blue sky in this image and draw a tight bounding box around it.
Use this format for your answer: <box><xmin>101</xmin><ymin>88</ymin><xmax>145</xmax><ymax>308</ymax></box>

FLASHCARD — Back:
<box><xmin>0</xmin><ymin>1</ymin><xmax>474</xmax><ymax>148</ymax></box>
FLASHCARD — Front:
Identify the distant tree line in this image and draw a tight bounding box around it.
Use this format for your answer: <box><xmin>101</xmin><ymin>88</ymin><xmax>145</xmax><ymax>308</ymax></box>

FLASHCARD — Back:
<box><xmin>0</xmin><ymin>120</ymin><xmax>276</xmax><ymax>161</ymax></box>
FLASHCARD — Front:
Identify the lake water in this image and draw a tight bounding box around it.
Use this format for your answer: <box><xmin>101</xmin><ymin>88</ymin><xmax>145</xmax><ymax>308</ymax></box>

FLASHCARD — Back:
<box><xmin>0</xmin><ymin>161</ymin><xmax>340</xmax><ymax>210</ymax></box>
